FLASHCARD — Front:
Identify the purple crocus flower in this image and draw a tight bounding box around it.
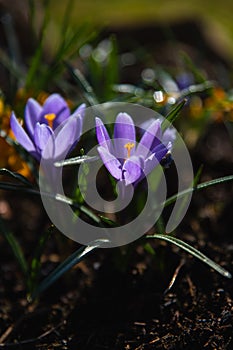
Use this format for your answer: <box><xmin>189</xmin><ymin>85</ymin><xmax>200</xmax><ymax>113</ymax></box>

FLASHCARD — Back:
<box><xmin>96</xmin><ymin>113</ymin><xmax>173</xmax><ymax>186</ymax></box>
<box><xmin>10</xmin><ymin>93</ymin><xmax>85</xmax><ymax>161</ymax></box>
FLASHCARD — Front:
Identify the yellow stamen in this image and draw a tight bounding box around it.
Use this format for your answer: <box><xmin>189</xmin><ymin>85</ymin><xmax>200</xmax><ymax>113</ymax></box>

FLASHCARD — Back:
<box><xmin>124</xmin><ymin>142</ymin><xmax>135</xmax><ymax>159</ymax></box>
<box><xmin>44</xmin><ymin>113</ymin><xmax>56</xmax><ymax>128</ymax></box>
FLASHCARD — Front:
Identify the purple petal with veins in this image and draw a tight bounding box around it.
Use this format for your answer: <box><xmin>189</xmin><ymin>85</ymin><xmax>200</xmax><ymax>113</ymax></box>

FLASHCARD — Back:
<box><xmin>97</xmin><ymin>146</ymin><xmax>122</xmax><ymax>180</ymax></box>
<box><xmin>113</xmin><ymin>113</ymin><xmax>136</xmax><ymax>159</ymax></box>
<box><xmin>123</xmin><ymin>156</ymin><xmax>144</xmax><ymax>185</ymax></box>
<box><xmin>95</xmin><ymin>117</ymin><xmax>113</xmax><ymax>153</ymax></box>
<box><xmin>40</xmin><ymin>94</ymin><xmax>70</xmax><ymax>126</ymax></box>
<box><xmin>10</xmin><ymin>112</ymin><xmax>36</xmax><ymax>155</ymax></box>
<box><xmin>25</xmin><ymin>98</ymin><xmax>42</xmax><ymax>139</ymax></box>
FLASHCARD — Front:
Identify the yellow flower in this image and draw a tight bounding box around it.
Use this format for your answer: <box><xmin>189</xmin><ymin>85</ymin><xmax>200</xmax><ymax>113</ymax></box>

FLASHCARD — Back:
<box><xmin>0</xmin><ymin>97</ymin><xmax>31</xmax><ymax>178</ymax></box>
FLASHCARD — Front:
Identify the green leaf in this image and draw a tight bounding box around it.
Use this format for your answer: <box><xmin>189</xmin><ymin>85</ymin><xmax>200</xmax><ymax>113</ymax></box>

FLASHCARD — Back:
<box><xmin>54</xmin><ymin>155</ymin><xmax>99</xmax><ymax>167</ymax></box>
<box><xmin>25</xmin><ymin>0</ymin><xmax>51</xmax><ymax>88</ymax></box>
<box><xmin>65</xmin><ymin>63</ymin><xmax>99</xmax><ymax>105</ymax></box>
<box><xmin>170</xmin><ymin>165</ymin><xmax>204</xmax><ymax>231</ymax></box>
<box><xmin>0</xmin><ymin>47</ymin><xmax>24</xmax><ymax>81</ymax></box>
<box><xmin>143</xmin><ymin>242</ymin><xmax>156</xmax><ymax>255</ymax></box>
<box><xmin>180</xmin><ymin>51</ymin><xmax>207</xmax><ymax>83</ymax></box>
<box><xmin>164</xmin><ymin>175</ymin><xmax>233</xmax><ymax>208</ymax></box>
<box><xmin>0</xmin><ymin>180</ymin><xmax>102</xmax><ymax>225</ymax></box>
<box><xmin>99</xmin><ymin>215</ymin><xmax>118</xmax><ymax>227</ymax></box>
<box><xmin>147</xmin><ymin>234</ymin><xmax>231</xmax><ymax>279</ymax></box>
<box><xmin>163</xmin><ymin>99</ymin><xmax>187</xmax><ymax>127</ymax></box>
<box><xmin>104</xmin><ymin>35</ymin><xmax>119</xmax><ymax>100</ymax></box>
<box><xmin>31</xmin><ymin>239</ymin><xmax>107</xmax><ymax>299</ymax></box>
<box><xmin>0</xmin><ymin>168</ymin><xmax>34</xmax><ymax>187</ymax></box>
<box><xmin>28</xmin><ymin>226</ymin><xmax>54</xmax><ymax>294</ymax></box>
<box><xmin>193</xmin><ymin>164</ymin><xmax>204</xmax><ymax>188</ymax></box>
<box><xmin>179</xmin><ymin>81</ymin><xmax>214</xmax><ymax>99</ymax></box>
<box><xmin>0</xmin><ymin>181</ymin><xmax>39</xmax><ymax>194</ymax></box>
<box><xmin>155</xmin><ymin>216</ymin><xmax>165</xmax><ymax>235</ymax></box>
<box><xmin>0</xmin><ymin>217</ymin><xmax>28</xmax><ymax>277</ymax></box>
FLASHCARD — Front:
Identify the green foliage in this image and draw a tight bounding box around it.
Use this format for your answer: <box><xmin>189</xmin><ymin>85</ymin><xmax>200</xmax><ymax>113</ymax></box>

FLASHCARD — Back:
<box><xmin>0</xmin><ymin>1</ymin><xmax>232</xmax><ymax>301</ymax></box>
<box><xmin>147</xmin><ymin>234</ymin><xmax>232</xmax><ymax>278</ymax></box>
<box><xmin>0</xmin><ymin>216</ymin><xmax>28</xmax><ymax>278</ymax></box>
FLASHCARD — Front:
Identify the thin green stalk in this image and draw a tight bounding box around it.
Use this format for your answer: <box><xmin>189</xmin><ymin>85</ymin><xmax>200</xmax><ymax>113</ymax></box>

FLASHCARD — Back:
<box><xmin>0</xmin><ymin>217</ymin><xmax>28</xmax><ymax>278</ymax></box>
<box><xmin>163</xmin><ymin>175</ymin><xmax>233</xmax><ymax>208</ymax></box>
<box><xmin>31</xmin><ymin>239</ymin><xmax>107</xmax><ymax>300</ymax></box>
<box><xmin>147</xmin><ymin>234</ymin><xmax>231</xmax><ymax>278</ymax></box>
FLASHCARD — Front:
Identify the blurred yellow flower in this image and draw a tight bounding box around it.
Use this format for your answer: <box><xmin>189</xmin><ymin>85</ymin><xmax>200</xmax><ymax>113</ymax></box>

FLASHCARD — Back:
<box><xmin>205</xmin><ymin>87</ymin><xmax>233</xmax><ymax>122</ymax></box>
<box><xmin>0</xmin><ymin>97</ymin><xmax>31</xmax><ymax>178</ymax></box>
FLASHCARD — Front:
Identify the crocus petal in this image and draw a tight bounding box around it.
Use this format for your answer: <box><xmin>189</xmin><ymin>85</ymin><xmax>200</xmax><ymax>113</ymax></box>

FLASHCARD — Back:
<box><xmin>25</xmin><ymin>98</ymin><xmax>42</xmax><ymax>138</ymax></box>
<box><xmin>123</xmin><ymin>155</ymin><xmax>144</xmax><ymax>185</ymax></box>
<box><xmin>144</xmin><ymin>153</ymin><xmax>160</xmax><ymax>177</ymax></box>
<box><xmin>53</xmin><ymin>115</ymin><xmax>82</xmax><ymax>159</ymax></box>
<box><xmin>40</xmin><ymin>94</ymin><xmax>70</xmax><ymax>127</ymax></box>
<box><xmin>151</xmin><ymin>143</ymin><xmax>168</xmax><ymax>162</ymax></box>
<box><xmin>162</xmin><ymin>128</ymin><xmax>176</xmax><ymax>147</ymax></box>
<box><xmin>10</xmin><ymin>112</ymin><xmax>36</xmax><ymax>155</ymax></box>
<box><xmin>34</xmin><ymin>123</ymin><xmax>54</xmax><ymax>156</ymax></box>
<box><xmin>136</xmin><ymin>119</ymin><xmax>161</xmax><ymax>158</ymax></box>
<box><xmin>144</xmin><ymin>143</ymin><xmax>168</xmax><ymax>176</ymax></box>
<box><xmin>72</xmin><ymin>103</ymin><xmax>86</xmax><ymax>118</ymax></box>
<box><xmin>113</xmin><ymin>113</ymin><xmax>136</xmax><ymax>159</ymax></box>
<box><xmin>114</xmin><ymin>112</ymin><xmax>136</xmax><ymax>141</ymax></box>
<box><xmin>97</xmin><ymin>146</ymin><xmax>122</xmax><ymax>180</ymax></box>
<box><xmin>150</xmin><ymin>121</ymin><xmax>163</xmax><ymax>151</ymax></box>
<box><xmin>95</xmin><ymin>117</ymin><xmax>112</xmax><ymax>153</ymax></box>
<box><xmin>70</xmin><ymin>103</ymin><xmax>86</xmax><ymax>131</ymax></box>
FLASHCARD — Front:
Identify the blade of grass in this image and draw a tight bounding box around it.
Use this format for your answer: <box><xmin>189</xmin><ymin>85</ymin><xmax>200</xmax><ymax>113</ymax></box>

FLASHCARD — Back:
<box><xmin>171</xmin><ymin>165</ymin><xmax>204</xmax><ymax>230</ymax></box>
<box><xmin>29</xmin><ymin>225</ymin><xmax>54</xmax><ymax>294</ymax></box>
<box><xmin>163</xmin><ymin>99</ymin><xmax>187</xmax><ymax>128</ymax></box>
<box><xmin>179</xmin><ymin>81</ymin><xmax>214</xmax><ymax>99</ymax></box>
<box><xmin>31</xmin><ymin>239</ymin><xmax>107</xmax><ymax>299</ymax></box>
<box><xmin>0</xmin><ymin>181</ymin><xmax>102</xmax><ymax>225</ymax></box>
<box><xmin>104</xmin><ymin>35</ymin><xmax>119</xmax><ymax>100</ymax></box>
<box><xmin>163</xmin><ymin>174</ymin><xmax>233</xmax><ymax>208</ymax></box>
<box><xmin>180</xmin><ymin>51</ymin><xmax>207</xmax><ymax>83</ymax></box>
<box><xmin>0</xmin><ymin>168</ymin><xmax>34</xmax><ymax>187</ymax></box>
<box><xmin>25</xmin><ymin>0</ymin><xmax>51</xmax><ymax>88</ymax></box>
<box><xmin>147</xmin><ymin>233</ymin><xmax>231</xmax><ymax>278</ymax></box>
<box><xmin>65</xmin><ymin>63</ymin><xmax>99</xmax><ymax>105</ymax></box>
<box><xmin>0</xmin><ymin>216</ymin><xmax>28</xmax><ymax>277</ymax></box>
<box><xmin>0</xmin><ymin>47</ymin><xmax>24</xmax><ymax>80</ymax></box>
<box><xmin>54</xmin><ymin>155</ymin><xmax>99</xmax><ymax>167</ymax></box>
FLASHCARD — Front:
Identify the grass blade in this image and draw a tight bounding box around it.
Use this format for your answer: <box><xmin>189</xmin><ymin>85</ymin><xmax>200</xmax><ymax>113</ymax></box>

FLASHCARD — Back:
<box><xmin>54</xmin><ymin>155</ymin><xmax>99</xmax><ymax>167</ymax></box>
<box><xmin>31</xmin><ymin>239</ymin><xmax>107</xmax><ymax>299</ymax></box>
<box><xmin>0</xmin><ymin>216</ymin><xmax>28</xmax><ymax>277</ymax></box>
<box><xmin>0</xmin><ymin>168</ymin><xmax>34</xmax><ymax>187</ymax></box>
<box><xmin>163</xmin><ymin>99</ymin><xmax>187</xmax><ymax>127</ymax></box>
<box><xmin>25</xmin><ymin>0</ymin><xmax>51</xmax><ymax>88</ymax></box>
<box><xmin>65</xmin><ymin>63</ymin><xmax>99</xmax><ymax>105</ymax></box>
<box><xmin>164</xmin><ymin>175</ymin><xmax>233</xmax><ymax>208</ymax></box>
<box><xmin>29</xmin><ymin>226</ymin><xmax>54</xmax><ymax>294</ymax></box>
<box><xmin>147</xmin><ymin>233</ymin><xmax>231</xmax><ymax>278</ymax></box>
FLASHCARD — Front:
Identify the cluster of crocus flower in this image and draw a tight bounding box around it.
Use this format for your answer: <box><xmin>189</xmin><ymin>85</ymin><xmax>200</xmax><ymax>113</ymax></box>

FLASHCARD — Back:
<box><xmin>10</xmin><ymin>94</ymin><xmax>175</xmax><ymax>186</ymax></box>
<box><xmin>10</xmin><ymin>94</ymin><xmax>85</xmax><ymax>161</ymax></box>
<box><xmin>96</xmin><ymin>113</ymin><xmax>175</xmax><ymax>185</ymax></box>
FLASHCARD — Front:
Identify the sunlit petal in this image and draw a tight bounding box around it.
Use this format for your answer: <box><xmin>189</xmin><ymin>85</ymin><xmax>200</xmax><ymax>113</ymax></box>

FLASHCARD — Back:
<box><xmin>54</xmin><ymin>115</ymin><xmax>82</xmax><ymax>159</ymax></box>
<box><xmin>34</xmin><ymin>123</ymin><xmax>54</xmax><ymax>155</ymax></box>
<box><xmin>40</xmin><ymin>94</ymin><xmax>70</xmax><ymax>126</ymax></box>
<box><xmin>95</xmin><ymin>117</ymin><xmax>113</xmax><ymax>153</ymax></box>
<box><xmin>114</xmin><ymin>113</ymin><xmax>136</xmax><ymax>159</ymax></box>
<box><xmin>123</xmin><ymin>156</ymin><xmax>144</xmax><ymax>185</ymax></box>
<box><xmin>136</xmin><ymin>119</ymin><xmax>161</xmax><ymax>157</ymax></box>
<box><xmin>97</xmin><ymin>146</ymin><xmax>122</xmax><ymax>180</ymax></box>
<box><xmin>25</xmin><ymin>98</ymin><xmax>42</xmax><ymax>138</ymax></box>
<box><xmin>10</xmin><ymin>112</ymin><xmax>36</xmax><ymax>155</ymax></box>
